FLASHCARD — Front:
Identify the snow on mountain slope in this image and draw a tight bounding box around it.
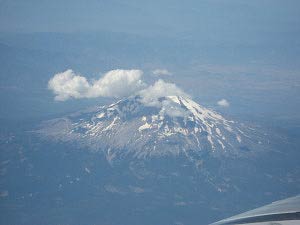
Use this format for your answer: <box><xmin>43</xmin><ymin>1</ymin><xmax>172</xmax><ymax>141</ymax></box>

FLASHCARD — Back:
<box><xmin>39</xmin><ymin>95</ymin><xmax>266</xmax><ymax>161</ymax></box>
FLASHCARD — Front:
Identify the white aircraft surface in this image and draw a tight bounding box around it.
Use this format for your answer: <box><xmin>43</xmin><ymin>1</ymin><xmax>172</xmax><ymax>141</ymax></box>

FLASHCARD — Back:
<box><xmin>210</xmin><ymin>195</ymin><xmax>300</xmax><ymax>225</ymax></box>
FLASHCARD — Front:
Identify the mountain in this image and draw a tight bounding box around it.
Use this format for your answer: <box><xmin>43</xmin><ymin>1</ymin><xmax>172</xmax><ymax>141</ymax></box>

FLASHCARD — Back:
<box><xmin>39</xmin><ymin>95</ymin><xmax>267</xmax><ymax>162</ymax></box>
<box><xmin>1</xmin><ymin>95</ymin><xmax>298</xmax><ymax>225</ymax></box>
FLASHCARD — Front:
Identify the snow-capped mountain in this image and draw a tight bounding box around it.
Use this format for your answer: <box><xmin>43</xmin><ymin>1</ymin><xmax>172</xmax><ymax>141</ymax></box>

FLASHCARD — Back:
<box><xmin>39</xmin><ymin>95</ymin><xmax>265</xmax><ymax>161</ymax></box>
<box><xmin>4</xmin><ymin>95</ymin><xmax>296</xmax><ymax>225</ymax></box>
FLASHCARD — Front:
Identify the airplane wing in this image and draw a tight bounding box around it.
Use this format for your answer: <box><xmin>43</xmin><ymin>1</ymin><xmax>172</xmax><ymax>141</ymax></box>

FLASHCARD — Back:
<box><xmin>210</xmin><ymin>195</ymin><xmax>300</xmax><ymax>225</ymax></box>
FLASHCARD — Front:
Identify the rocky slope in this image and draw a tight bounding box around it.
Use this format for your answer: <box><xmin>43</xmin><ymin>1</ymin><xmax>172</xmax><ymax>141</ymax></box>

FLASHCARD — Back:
<box><xmin>39</xmin><ymin>95</ymin><xmax>266</xmax><ymax>161</ymax></box>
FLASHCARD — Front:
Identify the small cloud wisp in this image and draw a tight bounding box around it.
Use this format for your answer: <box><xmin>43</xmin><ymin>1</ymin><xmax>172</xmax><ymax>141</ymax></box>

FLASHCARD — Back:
<box><xmin>217</xmin><ymin>99</ymin><xmax>230</xmax><ymax>107</ymax></box>
<box><xmin>152</xmin><ymin>69</ymin><xmax>172</xmax><ymax>76</ymax></box>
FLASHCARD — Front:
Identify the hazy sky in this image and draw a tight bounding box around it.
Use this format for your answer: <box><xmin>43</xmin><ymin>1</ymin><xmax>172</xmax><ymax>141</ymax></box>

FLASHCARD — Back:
<box><xmin>0</xmin><ymin>0</ymin><xmax>299</xmax><ymax>122</ymax></box>
<box><xmin>1</xmin><ymin>0</ymin><xmax>299</xmax><ymax>41</ymax></box>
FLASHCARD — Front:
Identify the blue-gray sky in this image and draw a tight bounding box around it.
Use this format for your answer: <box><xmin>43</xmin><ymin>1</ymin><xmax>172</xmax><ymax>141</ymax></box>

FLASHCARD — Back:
<box><xmin>1</xmin><ymin>0</ymin><xmax>300</xmax><ymax>41</ymax></box>
<box><xmin>0</xmin><ymin>0</ymin><xmax>299</xmax><ymax>125</ymax></box>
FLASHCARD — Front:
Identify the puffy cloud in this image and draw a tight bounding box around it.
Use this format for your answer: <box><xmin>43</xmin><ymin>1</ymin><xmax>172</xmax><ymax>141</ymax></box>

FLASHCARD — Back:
<box><xmin>48</xmin><ymin>69</ymin><xmax>90</xmax><ymax>101</ymax></box>
<box><xmin>217</xmin><ymin>99</ymin><xmax>230</xmax><ymax>107</ymax></box>
<box><xmin>48</xmin><ymin>69</ymin><xmax>190</xmax><ymax>118</ymax></box>
<box><xmin>152</xmin><ymin>69</ymin><xmax>172</xmax><ymax>76</ymax></box>
<box><xmin>49</xmin><ymin>69</ymin><xmax>192</xmax><ymax>118</ymax></box>
<box><xmin>48</xmin><ymin>69</ymin><xmax>145</xmax><ymax>101</ymax></box>
<box><xmin>139</xmin><ymin>79</ymin><xmax>189</xmax><ymax>107</ymax></box>
<box><xmin>89</xmin><ymin>69</ymin><xmax>145</xmax><ymax>98</ymax></box>
<box><xmin>138</xmin><ymin>79</ymin><xmax>190</xmax><ymax>117</ymax></box>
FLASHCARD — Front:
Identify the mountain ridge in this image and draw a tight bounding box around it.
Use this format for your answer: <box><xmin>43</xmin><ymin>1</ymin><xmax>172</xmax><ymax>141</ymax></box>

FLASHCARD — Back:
<box><xmin>38</xmin><ymin>95</ymin><xmax>267</xmax><ymax>161</ymax></box>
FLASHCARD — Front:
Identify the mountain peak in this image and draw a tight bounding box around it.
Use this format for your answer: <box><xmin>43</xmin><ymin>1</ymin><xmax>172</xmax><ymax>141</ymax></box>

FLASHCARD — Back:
<box><xmin>39</xmin><ymin>95</ymin><xmax>263</xmax><ymax>161</ymax></box>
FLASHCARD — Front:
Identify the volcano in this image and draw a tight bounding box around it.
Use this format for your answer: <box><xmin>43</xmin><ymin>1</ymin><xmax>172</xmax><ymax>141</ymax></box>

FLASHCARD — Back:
<box><xmin>39</xmin><ymin>95</ymin><xmax>266</xmax><ymax>162</ymax></box>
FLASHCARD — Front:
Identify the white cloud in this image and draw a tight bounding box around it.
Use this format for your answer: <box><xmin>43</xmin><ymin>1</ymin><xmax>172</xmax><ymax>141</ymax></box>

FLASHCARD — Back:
<box><xmin>139</xmin><ymin>79</ymin><xmax>189</xmax><ymax>107</ymax></box>
<box><xmin>138</xmin><ymin>79</ymin><xmax>190</xmax><ymax>117</ymax></box>
<box><xmin>217</xmin><ymin>99</ymin><xmax>230</xmax><ymax>107</ymax></box>
<box><xmin>49</xmin><ymin>69</ymin><xmax>192</xmax><ymax>118</ymax></box>
<box><xmin>48</xmin><ymin>69</ymin><xmax>145</xmax><ymax>101</ymax></box>
<box><xmin>89</xmin><ymin>69</ymin><xmax>145</xmax><ymax>98</ymax></box>
<box><xmin>48</xmin><ymin>69</ymin><xmax>90</xmax><ymax>101</ymax></box>
<box><xmin>152</xmin><ymin>69</ymin><xmax>172</xmax><ymax>76</ymax></box>
<box><xmin>160</xmin><ymin>99</ymin><xmax>189</xmax><ymax>117</ymax></box>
